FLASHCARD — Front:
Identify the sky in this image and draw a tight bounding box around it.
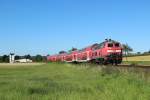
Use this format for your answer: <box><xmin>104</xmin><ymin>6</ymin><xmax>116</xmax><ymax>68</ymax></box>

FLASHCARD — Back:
<box><xmin>0</xmin><ymin>0</ymin><xmax>150</xmax><ymax>55</ymax></box>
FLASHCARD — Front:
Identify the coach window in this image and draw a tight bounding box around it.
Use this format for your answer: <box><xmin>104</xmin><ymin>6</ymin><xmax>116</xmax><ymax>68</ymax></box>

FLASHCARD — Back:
<box><xmin>95</xmin><ymin>52</ymin><xmax>97</xmax><ymax>56</ymax></box>
<box><xmin>108</xmin><ymin>43</ymin><xmax>113</xmax><ymax>47</ymax></box>
<box><xmin>92</xmin><ymin>53</ymin><xmax>94</xmax><ymax>56</ymax></box>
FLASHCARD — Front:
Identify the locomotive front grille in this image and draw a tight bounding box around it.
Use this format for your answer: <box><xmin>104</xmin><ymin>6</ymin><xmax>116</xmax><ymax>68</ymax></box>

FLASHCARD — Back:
<box><xmin>107</xmin><ymin>53</ymin><xmax>122</xmax><ymax>59</ymax></box>
<box><xmin>106</xmin><ymin>53</ymin><xmax>122</xmax><ymax>64</ymax></box>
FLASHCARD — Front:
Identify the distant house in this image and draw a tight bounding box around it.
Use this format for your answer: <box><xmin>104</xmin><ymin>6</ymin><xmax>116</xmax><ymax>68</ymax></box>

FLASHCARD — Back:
<box><xmin>15</xmin><ymin>59</ymin><xmax>32</xmax><ymax>63</ymax></box>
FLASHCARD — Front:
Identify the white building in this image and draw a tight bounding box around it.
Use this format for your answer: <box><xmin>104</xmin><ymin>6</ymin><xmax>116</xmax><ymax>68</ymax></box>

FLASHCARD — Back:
<box><xmin>15</xmin><ymin>59</ymin><xmax>32</xmax><ymax>63</ymax></box>
<box><xmin>9</xmin><ymin>53</ymin><xmax>33</xmax><ymax>63</ymax></box>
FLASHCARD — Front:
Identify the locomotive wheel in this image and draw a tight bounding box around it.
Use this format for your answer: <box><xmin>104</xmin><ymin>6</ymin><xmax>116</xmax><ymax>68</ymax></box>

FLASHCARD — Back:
<box><xmin>115</xmin><ymin>60</ymin><xmax>118</xmax><ymax>66</ymax></box>
<box><xmin>72</xmin><ymin>61</ymin><xmax>78</xmax><ymax>64</ymax></box>
<box><xmin>95</xmin><ymin>58</ymin><xmax>105</xmax><ymax>65</ymax></box>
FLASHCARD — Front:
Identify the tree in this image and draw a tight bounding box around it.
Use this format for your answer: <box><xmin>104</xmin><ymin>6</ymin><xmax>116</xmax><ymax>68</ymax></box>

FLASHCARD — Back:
<box><xmin>122</xmin><ymin>44</ymin><xmax>133</xmax><ymax>61</ymax></box>
<box><xmin>2</xmin><ymin>55</ymin><xmax>9</xmax><ymax>63</ymax></box>
<box><xmin>42</xmin><ymin>56</ymin><xmax>47</xmax><ymax>62</ymax></box>
<box><xmin>15</xmin><ymin>55</ymin><xmax>20</xmax><ymax>60</ymax></box>
<box><xmin>137</xmin><ymin>52</ymin><xmax>141</xmax><ymax>55</ymax></box>
<box><xmin>68</xmin><ymin>47</ymin><xmax>77</xmax><ymax>52</ymax></box>
<box><xmin>143</xmin><ymin>52</ymin><xmax>149</xmax><ymax>55</ymax></box>
<box><xmin>0</xmin><ymin>56</ymin><xmax>2</xmax><ymax>62</ymax></box>
<box><xmin>122</xmin><ymin>44</ymin><xmax>133</xmax><ymax>54</ymax></box>
<box><xmin>25</xmin><ymin>54</ymin><xmax>31</xmax><ymax>59</ymax></box>
<box><xmin>59</xmin><ymin>51</ymin><xmax>66</xmax><ymax>54</ymax></box>
<box><xmin>35</xmin><ymin>55</ymin><xmax>43</xmax><ymax>62</ymax></box>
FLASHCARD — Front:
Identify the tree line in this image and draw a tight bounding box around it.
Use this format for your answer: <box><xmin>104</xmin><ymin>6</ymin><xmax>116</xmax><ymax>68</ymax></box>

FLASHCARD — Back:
<box><xmin>122</xmin><ymin>44</ymin><xmax>150</xmax><ymax>57</ymax></box>
<box><xmin>0</xmin><ymin>54</ymin><xmax>47</xmax><ymax>63</ymax></box>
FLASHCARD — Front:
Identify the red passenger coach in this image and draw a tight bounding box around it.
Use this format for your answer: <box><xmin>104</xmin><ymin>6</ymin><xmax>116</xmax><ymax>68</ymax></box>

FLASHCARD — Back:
<box><xmin>47</xmin><ymin>39</ymin><xmax>123</xmax><ymax>65</ymax></box>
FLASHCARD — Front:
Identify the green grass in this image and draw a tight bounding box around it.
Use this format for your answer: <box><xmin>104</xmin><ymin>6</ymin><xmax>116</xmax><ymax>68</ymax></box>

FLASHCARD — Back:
<box><xmin>0</xmin><ymin>63</ymin><xmax>150</xmax><ymax>100</ymax></box>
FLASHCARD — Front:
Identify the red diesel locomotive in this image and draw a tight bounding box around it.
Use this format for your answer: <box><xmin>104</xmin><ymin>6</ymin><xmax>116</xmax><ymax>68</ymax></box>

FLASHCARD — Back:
<box><xmin>47</xmin><ymin>39</ymin><xmax>123</xmax><ymax>65</ymax></box>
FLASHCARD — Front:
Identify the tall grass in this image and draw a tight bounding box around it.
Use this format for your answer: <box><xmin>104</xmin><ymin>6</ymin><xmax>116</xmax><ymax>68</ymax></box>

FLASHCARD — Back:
<box><xmin>0</xmin><ymin>63</ymin><xmax>149</xmax><ymax>100</ymax></box>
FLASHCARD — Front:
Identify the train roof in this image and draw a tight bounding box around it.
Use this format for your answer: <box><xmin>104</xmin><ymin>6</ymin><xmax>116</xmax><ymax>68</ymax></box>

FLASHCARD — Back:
<box><xmin>78</xmin><ymin>39</ymin><xmax>121</xmax><ymax>51</ymax></box>
<box><xmin>104</xmin><ymin>39</ymin><xmax>120</xmax><ymax>43</ymax></box>
<box><xmin>48</xmin><ymin>39</ymin><xmax>121</xmax><ymax>57</ymax></box>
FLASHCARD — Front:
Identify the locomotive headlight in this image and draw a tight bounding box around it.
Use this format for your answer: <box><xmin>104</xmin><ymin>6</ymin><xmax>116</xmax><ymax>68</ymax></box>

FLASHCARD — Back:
<box><xmin>107</xmin><ymin>50</ymin><xmax>114</xmax><ymax>52</ymax></box>
<box><xmin>116</xmin><ymin>50</ymin><xmax>121</xmax><ymax>52</ymax></box>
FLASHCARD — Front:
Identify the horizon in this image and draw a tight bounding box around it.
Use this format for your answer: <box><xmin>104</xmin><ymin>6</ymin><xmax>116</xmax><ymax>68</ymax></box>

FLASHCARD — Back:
<box><xmin>0</xmin><ymin>0</ymin><xmax>150</xmax><ymax>55</ymax></box>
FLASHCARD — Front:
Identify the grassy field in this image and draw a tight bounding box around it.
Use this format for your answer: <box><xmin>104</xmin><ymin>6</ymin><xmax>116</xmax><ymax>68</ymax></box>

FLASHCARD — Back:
<box><xmin>122</xmin><ymin>61</ymin><xmax>150</xmax><ymax>65</ymax></box>
<box><xmin>0</xmin><ymin>63</ymin><xmax>150</xmax><ymax>100</ymax></box>
<box><xmin>123</xmin><ymin>55</ymin><xmax>150</xmax><ymax>65</ymax></box>
<box><xmin>123</xmin><ymin>55</ymin><xmax>150</xmax><ymax>61</ymax></box>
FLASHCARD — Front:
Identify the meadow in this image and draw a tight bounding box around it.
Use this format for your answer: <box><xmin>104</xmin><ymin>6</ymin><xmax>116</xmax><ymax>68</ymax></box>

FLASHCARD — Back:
<box><xmin>0</xmin><ymin>63</ymin><xmax>149</xmax><ymax>100</ymax></box>
<box><xmin>123</xmin><ymin>55</ymin><xmax>150</xmax><ymax>65</ymax></box>
<box><xmin>123</xmin><ymin>55</ymin><xmax>150</xmax><ymax>61</ymax></box>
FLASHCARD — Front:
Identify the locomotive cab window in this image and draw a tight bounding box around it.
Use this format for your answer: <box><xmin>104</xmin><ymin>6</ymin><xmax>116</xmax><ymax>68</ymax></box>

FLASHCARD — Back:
<box><xmin>108</xmin><ymin>43</ymin><xmax>113</xmax><ymax>47</ymax></box>
<box><xmin>115</xmin><ymin>43</ymin><xmax>120</xmax><ymax>47</ymax></box>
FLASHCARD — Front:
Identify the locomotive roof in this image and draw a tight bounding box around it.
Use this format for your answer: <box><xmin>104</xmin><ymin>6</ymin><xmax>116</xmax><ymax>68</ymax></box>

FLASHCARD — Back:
<box><xmin>78</xmin><ymin>39</ymin><xmax>120</xmax><ymax>52</ymax></box>
<box><xmin>105</xmin><ymin>39</ymin><xmax>119</xmax><ymax>43</ymax></box>
<box><xmin>50</xmin><ymin>39</ymin><xmax>120</xmax><ymax>56</ymax></box>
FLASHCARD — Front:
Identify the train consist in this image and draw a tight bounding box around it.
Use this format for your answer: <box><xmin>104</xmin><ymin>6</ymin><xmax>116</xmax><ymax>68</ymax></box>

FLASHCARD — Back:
<box><xmin>47</xmin><ymin>39</ymin><xmax>123</xmax><ymax>65</ymax></box>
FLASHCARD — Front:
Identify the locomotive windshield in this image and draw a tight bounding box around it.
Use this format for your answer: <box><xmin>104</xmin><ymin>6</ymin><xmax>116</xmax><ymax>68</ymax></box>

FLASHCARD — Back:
<box><xmin>115</xmin><ymin>43</ymin><xmax>120</xmax><ymax>47</ymax></box>
<box><xmin>108</xmin><ymin>43</ymin><xmax>113</xmax><ymax>47</ymax></box>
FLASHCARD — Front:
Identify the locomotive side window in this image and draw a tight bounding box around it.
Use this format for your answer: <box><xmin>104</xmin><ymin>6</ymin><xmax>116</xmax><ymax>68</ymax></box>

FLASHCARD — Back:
<box><xmin>99</xmin><ymin>52</ymin><xmax>101</xmax><ymax>56</ymax></box>
<box><xmin>108</xmin><ymin>43</ymin><xmax>113</xmax><ymax>47</ymax></box>
<box><xmin>92</xmin><ymin>53</ymin><xmax>94</xmax><ymax>56</ymax></box>
<box><xmin>115</xmin><ymin>43</ymin><xmax>120</xmax><ymax>47</ymax></box>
